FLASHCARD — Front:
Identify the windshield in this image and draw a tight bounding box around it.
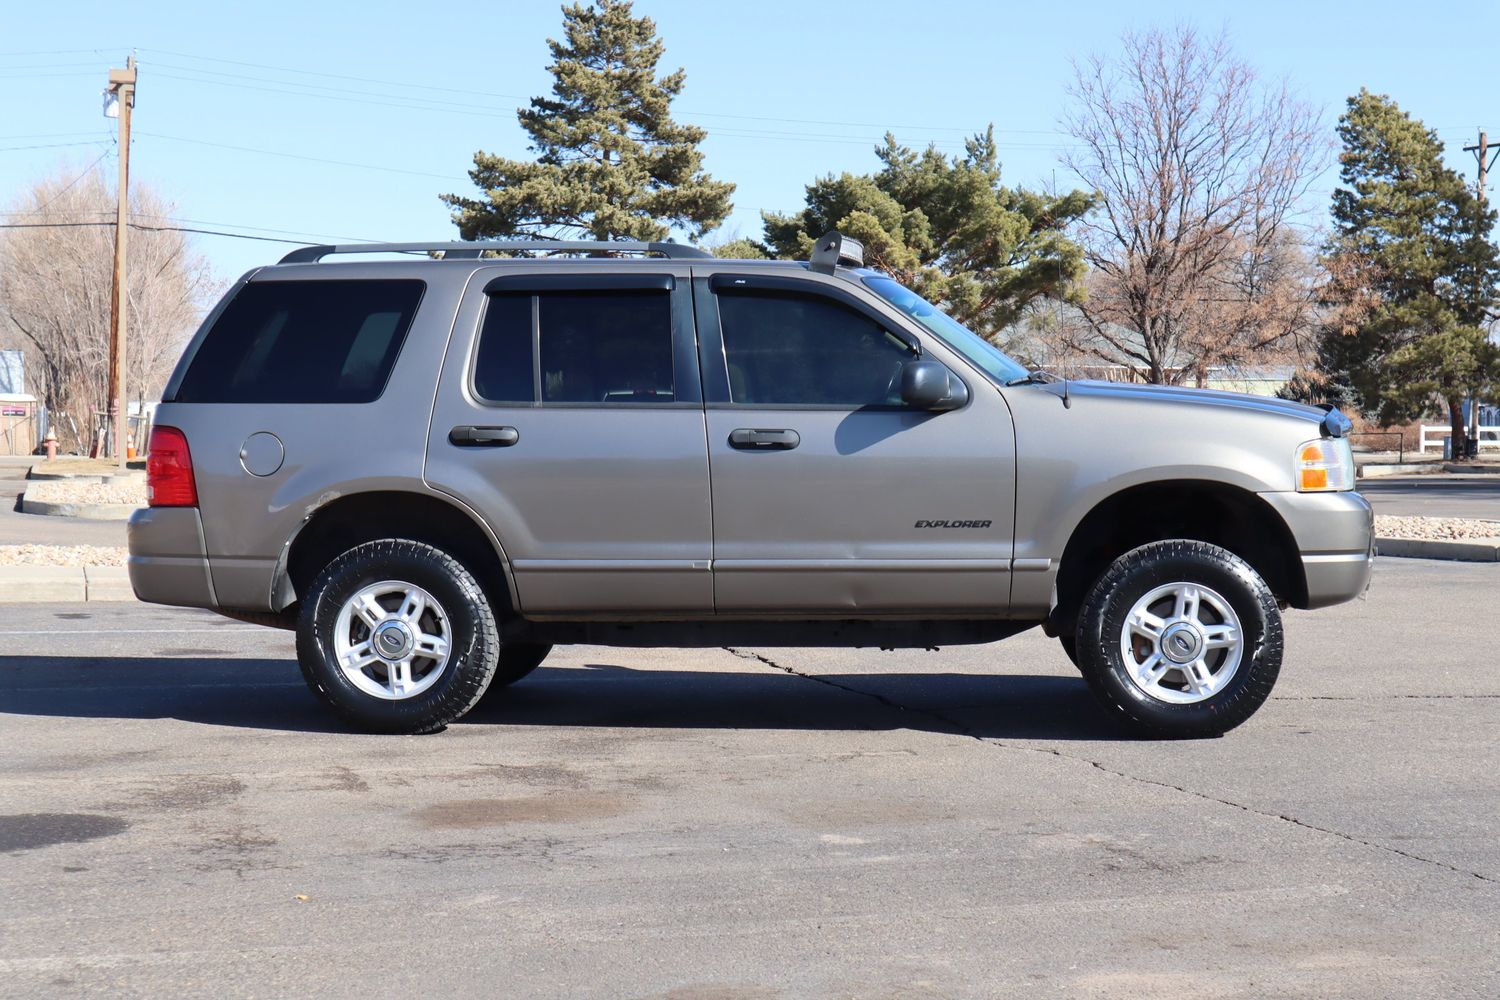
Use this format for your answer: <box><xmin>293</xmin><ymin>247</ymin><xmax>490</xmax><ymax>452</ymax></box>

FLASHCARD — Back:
<box><xmin>862</xmin><ymin>276</ymin><xmax>1028</xmax><ymax>384</ymax></box>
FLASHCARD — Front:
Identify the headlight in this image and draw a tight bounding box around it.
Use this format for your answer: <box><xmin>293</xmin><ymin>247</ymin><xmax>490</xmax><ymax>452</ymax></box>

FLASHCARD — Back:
<box><xmin>1295</xmin><ymin>438</ymin><xmax>1354</xmax><ymax>492</ymax></box>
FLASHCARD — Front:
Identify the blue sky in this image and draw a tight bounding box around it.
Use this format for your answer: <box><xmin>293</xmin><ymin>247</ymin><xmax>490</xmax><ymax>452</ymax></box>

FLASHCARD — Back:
<box><xmin>2</xmin><ymin>0</ymin><xmax>1496</xmax><ymax>283</ymax></box>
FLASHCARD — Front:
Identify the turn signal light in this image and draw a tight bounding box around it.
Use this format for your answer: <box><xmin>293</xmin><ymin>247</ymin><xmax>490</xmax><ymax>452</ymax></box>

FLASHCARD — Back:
<box><xmin>147</xmin><ymin>425</ymin><xmax>199</xmax><ymax>507</ymax></box>
<box><xmin>1295</xmin><ymin>439</ymin><xmax>1353</xmax><ymax>492</ymax></box>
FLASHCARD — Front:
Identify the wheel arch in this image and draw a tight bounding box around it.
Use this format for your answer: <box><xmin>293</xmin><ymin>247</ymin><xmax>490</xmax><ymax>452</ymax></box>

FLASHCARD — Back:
<box><xmin>274</xmin><ymin>489</ymin><xmax>516</xmax><ymax>618</ymax></box>
<box><xmin>1048</xmin><ymin>480</ymin><xmax>1307</xmax><ymax>635</ymax></box>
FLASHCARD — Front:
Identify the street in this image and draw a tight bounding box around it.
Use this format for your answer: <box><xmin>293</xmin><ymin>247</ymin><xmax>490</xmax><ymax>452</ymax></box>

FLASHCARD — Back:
<box><xmin>1</xmin><ymin>557</ymin><xmax>1496</xmax><ymax>998</ymax></box>
<box><xmin>1358</xmin><ymin>475</ymin><xmax>1500</xmax><ymax>519</ymax></box>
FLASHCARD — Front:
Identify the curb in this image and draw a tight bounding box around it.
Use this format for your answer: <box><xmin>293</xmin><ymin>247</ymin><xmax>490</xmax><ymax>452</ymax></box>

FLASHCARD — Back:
<box><xmin>18</xmin><ymin>495</ymin><xmax>140</xmax><ymax>521</ymax></box>
<box><xmin>1442</xmin><ymin>463</ymin><xmax>1500</xmax><ymax>475</ymax></box>
<box><xmin>0</xmin><ymin>565</ymin><xmax>137</xmax><ymax>601</ymax></box>
<box><xmin>1357</xmin><ymin>463</ymin><xmax>1446</xmax><ymax>479</ymax></box>
<box><xmin>25</xmin><ymin>472</ymin><xmax>141</xmax><ymax>486</ymax></box>
<box><xmin>1375</xmin><ymin>536</ymin><xmax>1500</xmax><ymax>562</ymax></box>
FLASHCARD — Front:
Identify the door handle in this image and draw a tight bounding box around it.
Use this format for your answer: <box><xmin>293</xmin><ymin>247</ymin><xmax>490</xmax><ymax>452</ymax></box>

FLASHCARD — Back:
<box><xmin>728</xmin><ymin>428</ymin><xmax>800</xmax><ymax>450</ymax></box>
<box><xmin>449</xmin><ymin>425</ymin><xmax>519</xmax><ymax>447</ymax></box>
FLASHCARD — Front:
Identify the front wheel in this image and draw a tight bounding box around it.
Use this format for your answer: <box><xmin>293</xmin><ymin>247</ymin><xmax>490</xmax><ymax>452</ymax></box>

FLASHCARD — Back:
<box><xmin>1075</xmin><ymin>540</ymin><xmax>1283</xmax><ymax>739</ymax></box>
<box><xmin>296</xmin><ymin>539</ymin><xmax>500</xmax><ymax>734</ymax></box>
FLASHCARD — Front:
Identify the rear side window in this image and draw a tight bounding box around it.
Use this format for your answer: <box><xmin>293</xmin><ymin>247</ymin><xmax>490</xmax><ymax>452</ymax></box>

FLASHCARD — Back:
<box><xmin>175</xmin><ymin>279</ymin><xmax>425</xmax><ymax>403</ymax></box>
<box><xmin>472</xmin><ymin>289</ymin><xmax>674</xmax><ymax>404</ymax></box>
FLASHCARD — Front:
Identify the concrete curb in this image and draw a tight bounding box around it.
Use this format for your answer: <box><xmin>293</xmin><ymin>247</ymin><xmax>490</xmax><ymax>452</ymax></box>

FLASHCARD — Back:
<box><xmin>1442</xmin><ymin>463</ymin><xmax>1500</xmax><ymax>475</ymax></box>
<box><xmin>1375</xmin><ymin>536</ymin><xmax>1500</xmax><ymax>562</ymax></box>
<box><xmin>25</xmin><ymin>472</ymin><xmax>141</xmax><ymax>485</ymax></box>
<box><xmin>1357</xmin><ymin>463</ymin><xmax>1447</xmax><ymax>479</ymax></box>
<box><xmin>0</xmin><ymin>565</ymin><xmax>136</xmax><ymax>601</ymax></box>
<box><xmin>18</xmin><ymin>493</ymin><xmax>140</xmax><ymax>521</ymax></box>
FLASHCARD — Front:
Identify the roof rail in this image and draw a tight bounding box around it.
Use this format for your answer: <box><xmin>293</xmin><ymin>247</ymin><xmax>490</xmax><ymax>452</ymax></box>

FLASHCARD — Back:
<box><xmin>808</xmin><ymin>230</ymin><xmax>865</xmax><ymax>274</ymax></box>
<box><xmin>277</xmin><ymin>239</ymin><xmax>714</xmax><ymax>265</ymax></box>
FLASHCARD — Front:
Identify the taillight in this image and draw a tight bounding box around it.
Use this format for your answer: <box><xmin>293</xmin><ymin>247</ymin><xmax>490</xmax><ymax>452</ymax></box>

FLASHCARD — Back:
<box><xmin>147</xmin><ymin>425</ymin><xmax>198</xmax><ymax>507</ymax></box>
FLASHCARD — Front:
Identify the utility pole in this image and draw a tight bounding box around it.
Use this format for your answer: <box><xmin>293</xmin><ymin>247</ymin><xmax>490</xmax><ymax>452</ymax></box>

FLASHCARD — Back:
<box><xmin>105</xmin><ymin>56</ymin><xmax>136</xmax><ymax>468</ymax></box>
<box><xmin>1463</xmin><ymin>128</ymin><xmax>1499</xmax><ymax>460</ymax></box>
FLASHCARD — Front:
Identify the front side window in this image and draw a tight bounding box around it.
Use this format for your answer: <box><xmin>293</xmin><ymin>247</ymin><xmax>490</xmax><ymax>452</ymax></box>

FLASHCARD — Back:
<box><xmin>716</xmin><ymin>290</ymin><xmax>914</xmax><ymax>406</ymax></box>
<box><xmin>862</xmin><ymin>276</ymin><xmax>1027</xmax><ymax>384</ymax></box>
<box><xmin>472</xmin><ymin>289</ymin><xmax>674</xmax><ymax>404</ymax></box>
<box><xmin>176</xmin><ymin>279</ymin><xmax>424</xmax><ymax>404</ymax></box>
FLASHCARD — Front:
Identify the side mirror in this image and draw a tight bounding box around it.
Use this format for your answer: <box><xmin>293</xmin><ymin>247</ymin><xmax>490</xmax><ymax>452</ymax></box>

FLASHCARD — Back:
<box><xmin>900</xmin><ymin>360</ymin><xmax>968</xmax><ymax>411</ymax></box>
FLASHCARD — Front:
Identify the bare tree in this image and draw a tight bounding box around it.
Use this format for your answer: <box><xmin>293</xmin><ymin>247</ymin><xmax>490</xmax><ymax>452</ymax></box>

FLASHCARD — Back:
<box><xmin>0</xmin><ymin>167</ymin><xmax>217</xmax><ymax>452</ymax></box>
<box><xmin>1062</xmin><ymin>26</ymin><xmax>1325</xmax><ymax>385</ymax></box>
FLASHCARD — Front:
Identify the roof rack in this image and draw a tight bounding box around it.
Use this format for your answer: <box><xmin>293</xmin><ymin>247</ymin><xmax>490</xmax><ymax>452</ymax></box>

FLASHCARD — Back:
<box><xmin>277</xmin><ymin>239</ymin><xmax>714</xmax><ymax>265</ymax></box>
<box><xmin>807</xmin><ymin>230</ymin><xmax>865</xmax><ymax>274</ymax></box>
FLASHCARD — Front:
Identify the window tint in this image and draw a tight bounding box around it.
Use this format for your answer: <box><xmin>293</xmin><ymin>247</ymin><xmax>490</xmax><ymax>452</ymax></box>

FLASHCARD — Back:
<box><xmin>473</xmin><ymin>294</ymin><xmax>535</xmax><ymax>403</ymax></box>
<box><xmin>539</xmin><ymin>291</ymin><xmax>673</xmax><ymax>404</ymax></box>
<box><xmin>176</xmin><ymin>280</ymin><xmax>424</xmax><ymax>404</ymax></box>
<box><xmin>717</xmin><ymin>291</ymin><xmax>913</xmax><ymax>406</ymax></box>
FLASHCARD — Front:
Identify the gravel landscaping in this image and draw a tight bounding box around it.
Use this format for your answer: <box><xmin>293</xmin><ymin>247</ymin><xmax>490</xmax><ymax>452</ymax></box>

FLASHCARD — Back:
<box><xmin>24</xmin><ymin>478</ymin><xmax>146</xmax><ymax>506</ymax></box>
<box><xmin>0</xmin><ymin>544</ymin><xmax>127</xmax><ymax>566</ymax></box>
<box><xmin>1374</xmin><ymin>514</ymin><xmax>1500</xmax><ymax>540</ymax></box>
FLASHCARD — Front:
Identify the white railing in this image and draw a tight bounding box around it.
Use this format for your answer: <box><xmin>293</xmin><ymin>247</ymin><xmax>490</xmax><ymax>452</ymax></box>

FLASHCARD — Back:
<box><xmin>1419</xmin><ymin>424</ymin><xmax>1500</xmax><ymax>452</ymax></box>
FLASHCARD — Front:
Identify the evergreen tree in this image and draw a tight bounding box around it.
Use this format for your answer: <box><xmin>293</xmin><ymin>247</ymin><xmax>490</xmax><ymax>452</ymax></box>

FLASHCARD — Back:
<box><xmin>1319</xmin><ymin>90</ymin><xmax>1500</xmax><ymax>453</ymax></box>
<box><xmin>763</xmin><ymin>129</ymin><xmax>1094</xmax><ymax>337</ymax></box>
<box><xmin>442</xmin><ymin>0</ymin><xmax>733</xmax><ymax>242</ymax></box>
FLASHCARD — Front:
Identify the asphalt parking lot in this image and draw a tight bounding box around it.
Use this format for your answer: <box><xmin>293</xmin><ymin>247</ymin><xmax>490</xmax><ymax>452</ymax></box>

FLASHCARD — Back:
<box><xmin>1</xmin><ymin>557</ymin><xmax>1497</xmax><ymax>999</ymax></box>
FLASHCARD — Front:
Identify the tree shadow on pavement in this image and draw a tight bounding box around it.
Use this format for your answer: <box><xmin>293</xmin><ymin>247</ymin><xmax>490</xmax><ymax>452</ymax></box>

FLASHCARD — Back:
<box><xmin>0</xmin><ymin>655</ymin><xmax>1126</xmax><ymax>741</ymax></box>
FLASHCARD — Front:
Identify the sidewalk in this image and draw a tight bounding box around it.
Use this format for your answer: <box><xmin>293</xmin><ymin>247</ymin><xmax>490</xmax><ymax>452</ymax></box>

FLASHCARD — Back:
<box><xmin>2</xmin><ymin>458</ymin><xmax>133</xmax><ymax>600</ymax></box>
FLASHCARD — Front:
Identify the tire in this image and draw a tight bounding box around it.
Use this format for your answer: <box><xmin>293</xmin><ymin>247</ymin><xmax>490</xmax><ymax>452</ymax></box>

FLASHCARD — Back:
<box><xmin>296</xmin><ymin>539</ymin><xmax>500</xmax><ymax>734</ymax></box>
<box><xmin>1074</xmin><ymin>540</ymin><xmax>1282</xmax><ymax>739</ymax></box>
<box><xmin>489</xmin><ymin>643</ymin><xmax>553</xmax><ymax>690</ymax></box>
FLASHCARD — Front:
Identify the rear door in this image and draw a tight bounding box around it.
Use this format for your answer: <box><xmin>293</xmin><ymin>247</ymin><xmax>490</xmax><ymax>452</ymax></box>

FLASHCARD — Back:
<box><xmin>697</xmin><ymin>271</ymin><xmax>1016</xmax><ymax>613</ymax></box>
<box><xmin>424</xmin><ymin>266</ymin><xmax>713</xmax><ymax>614</ymax></box>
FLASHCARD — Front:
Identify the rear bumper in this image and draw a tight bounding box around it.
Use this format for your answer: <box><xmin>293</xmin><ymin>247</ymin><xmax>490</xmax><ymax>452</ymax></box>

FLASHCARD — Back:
<box><xmin>126</xmin><ymin>507</ymin><xmax>218</xmax><ymax>609</ymax></box>
<box><xmin>1259</xmin><ymin>490</ymin><xmax>1374</xmax><ymax>609</ymax></box>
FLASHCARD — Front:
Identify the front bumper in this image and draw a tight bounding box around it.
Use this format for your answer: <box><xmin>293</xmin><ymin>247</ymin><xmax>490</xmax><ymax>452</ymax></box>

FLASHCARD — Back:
<box><xmin>1259</xmin><ymin>490</ymin><xmax>1374</xmax><ymax>609</ymax></box>
<box><xmin>126</xmin><ymin>506</ymin><xmax>218</xmax><ymax>609</ymax></box>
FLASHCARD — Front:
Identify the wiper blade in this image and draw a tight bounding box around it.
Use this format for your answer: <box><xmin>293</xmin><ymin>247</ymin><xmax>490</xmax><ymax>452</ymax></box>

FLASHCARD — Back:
<box><xmin>1005</xmin><ymin>368</ymin><xmax>1072</xmax><ymax>408</ymax></box>
<box><xmin>1006</xmin><ymin>369</ymin><xmax>1062</xmax><ymax>386</ymax></box>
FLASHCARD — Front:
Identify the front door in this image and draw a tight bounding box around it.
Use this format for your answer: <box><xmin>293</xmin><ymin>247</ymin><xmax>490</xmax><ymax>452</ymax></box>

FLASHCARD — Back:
<box><xmin>697</xmin><ymin>273</ymin><xmax>1016</xmax><ymax>614</ymax></box>
<box><xmin>425</xmin><ymin>267</ymin><xmax>712</xmax><ymax>614</ymax></box>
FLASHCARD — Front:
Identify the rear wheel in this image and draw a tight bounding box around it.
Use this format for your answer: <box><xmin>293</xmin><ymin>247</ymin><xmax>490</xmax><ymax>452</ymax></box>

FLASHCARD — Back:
<box><xmin>1075</xmin><ymin>540</ymin><xmax>1282</xmax><ymax>739</ymax></box>
<box><xmin>296</xmin><ymin>539</ymin><xmax>499</xmax><ymax>734</ymax></box>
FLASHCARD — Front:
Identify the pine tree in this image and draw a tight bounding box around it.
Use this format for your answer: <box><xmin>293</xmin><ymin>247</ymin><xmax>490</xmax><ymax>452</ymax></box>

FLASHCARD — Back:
<box><xmin>763</xmin><ymin>129</ymin><xmax>1094</xmax><ymax>338</ymax></box>
<box><xmin>1319</xmin><ymin>90</ymin><xmax>1500</xmax><ymax>454</ymax></box>
<box><xmin>442</xmin><ymin>0</ymin><xmax>733</xmax><ymax>242</ymax></box>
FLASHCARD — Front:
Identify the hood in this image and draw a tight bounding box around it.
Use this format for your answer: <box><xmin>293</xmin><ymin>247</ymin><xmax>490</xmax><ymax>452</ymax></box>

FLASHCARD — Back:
<box><xmin>1061</xmin><ymin>380</ymin><xmax>1345</xmax><ymax>434</ymax></box>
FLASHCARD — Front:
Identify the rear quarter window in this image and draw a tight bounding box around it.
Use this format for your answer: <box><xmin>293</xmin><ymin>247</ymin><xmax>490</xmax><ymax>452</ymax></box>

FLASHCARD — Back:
<box><xmin>174</xmin><ymin>279</ymin><xmax>425</xmax><ymax>403</ymax></box>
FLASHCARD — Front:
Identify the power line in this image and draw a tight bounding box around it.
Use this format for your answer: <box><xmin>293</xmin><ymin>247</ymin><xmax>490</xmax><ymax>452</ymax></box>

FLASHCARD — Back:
<box><xmin>135</xmin><ymin>47</ymin><xmax>1070</xmax><ymax>137</ymax></box>
<box><xmin>0</xmin><ymin>130</ymin><xmax>111</xmax><ymax>141</ymax></box>
<box><xmin>0</xmin><ymin>214</ymin><xmax>385</xmax><ymax>244</ymax></box>
<box><xmin>0</xmin><ymin>47</ymin><xmax>123</xmax><ymax>57</ymax></box>
<box><xmin>30</xmin><ymin>147</ymin><xmax>114</xmax><ymax>213</ymax></box>
<box><xmin>134</xmin><ymin>131</ymin><xmax>468</xmax><ymax>181</ymax></box>
<box><xmin>142</xmin><ymin>69</ymin><xmax>1059</xmax><ymax>153</ymax></box>
<box><xmin>0</xmin><ymin>219</ymin><xmax>325</xmax><ymax>246</ymax></box>
<box><xmin>0</xmin><ymin>70</ymin><xmax>108</xmax><ymax>80</ymax></box>
<box><xmin>0</xmin><ymin>139</ymin><xmax>112</xmax><ymax>153</ymax></box>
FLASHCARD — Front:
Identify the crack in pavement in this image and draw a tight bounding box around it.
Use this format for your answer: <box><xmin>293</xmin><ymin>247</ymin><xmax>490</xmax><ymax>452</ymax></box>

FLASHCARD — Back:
<box><xmin>724</xmin><ymin>646</ymin><xmax>1498</xmax><ymax>887</ymax></box>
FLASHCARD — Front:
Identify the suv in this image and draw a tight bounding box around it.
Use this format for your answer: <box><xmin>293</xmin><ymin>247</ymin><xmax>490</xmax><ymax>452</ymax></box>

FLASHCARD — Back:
<box><xmin>128</xmin><ymin>233</ymin><xmax>1373</xmax><ymax>738</ymax></box>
